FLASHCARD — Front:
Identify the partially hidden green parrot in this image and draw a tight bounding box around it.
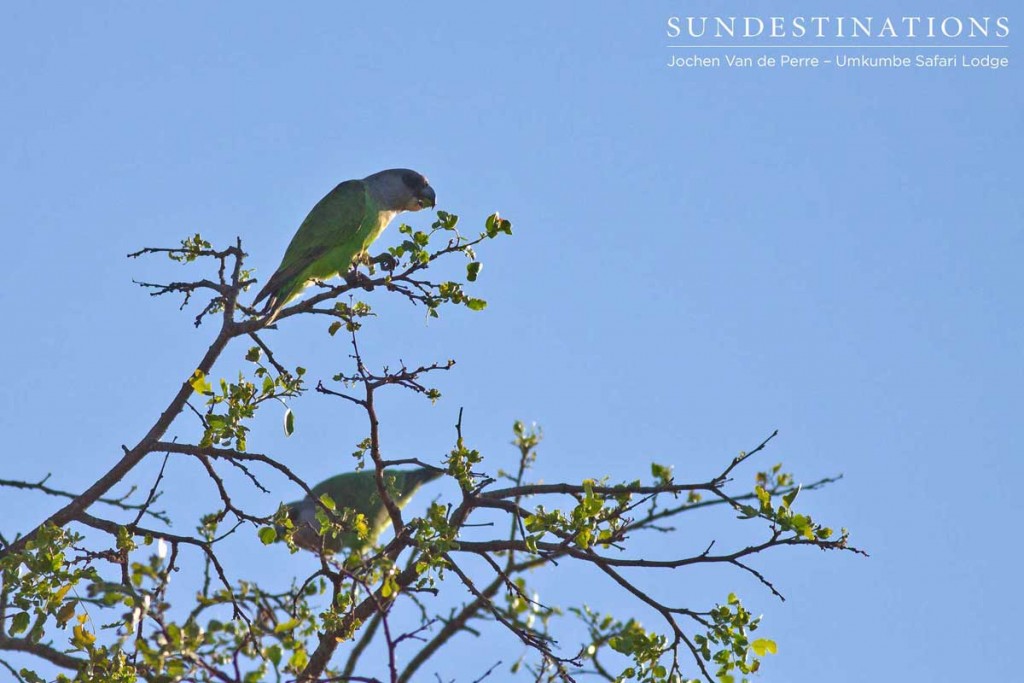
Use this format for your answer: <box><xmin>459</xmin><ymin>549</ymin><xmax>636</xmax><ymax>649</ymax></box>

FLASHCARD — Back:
<box><xmin>281</xmin><ymin>468</ymin><xmax>443</xmax><ymax>554</ymax></box>
<box><xmin>254</xmin><ymin>169</ymin><xmax>436</xmax><ymax>322</ymax></box>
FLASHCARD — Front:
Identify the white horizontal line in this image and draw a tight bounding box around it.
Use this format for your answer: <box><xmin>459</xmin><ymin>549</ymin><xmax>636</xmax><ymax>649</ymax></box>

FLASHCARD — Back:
<box><xmin>666</xmin><ymin>45</ymin><xmax>1009</xmax><ymax>49</ymax></box>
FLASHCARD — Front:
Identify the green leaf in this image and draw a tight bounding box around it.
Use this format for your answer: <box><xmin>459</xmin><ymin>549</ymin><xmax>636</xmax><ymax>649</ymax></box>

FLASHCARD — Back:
<box><xmin>466</xmin><ymin>298</ymin><xmax>487</xmax><ymax>311</ymax></box>
<box><xmin>524</xmin><ymin>534</ymin><xmax>539</xmax><ymax>553</ymax></box>
<box><xmin>56</xmin><ymin>601</ymin><xmax>77</xmax><ymax>627</ymax></box>
<box><xmin>10</xmin><ymin>611</ymin><xmax>30</xmax><ymax>635</ymax></box>
<box><xmin>751</xmin><ymin>638</ymin><xmax>778</xmax><ymax>656</ymax></box>
<box><xmin>737</xmin><ymin>505</ymin><xmax>758</xmax><ymax>519</ymax></box>
<box><xmin>651</xmin><ymin>462</ymin><xmax>673</xmax><ymax>482</ymax></box>
<box><xmin>484</xmin><ymin>212</ymin><xmax>513</xmax><ymax>238</ymax></box>
<box><xmin>288</xmin><ymin>646</ymin><xmax>309</xmax><ymax>671</ymax></box>
<box><xmin>189</xmin><ymin>369</ymin><xmax>212</xmax><ymax>395</ymax></box>
<box><xmin>72</xmin><ymin>623</ymin><xmax>96</xmax><ymax>649</ymax></box>
<box><xmin>466</xmin><ymin>261</ymin><xmax>482</xmax><ymax>282</ymax></box>
<box><xmin>51</xmin><ymin>583</ymin><xmax>73</xmax><ymax>605</ymax></box>
<box><xmin>782</xmin><ymin>484</ymin><xmax>801</xmax><ymax>510</ymax></box>
<box><xmin>258</xmin><ymin>527</ymin><xmax>277</xmax><ymax>545</ymax></box>
<box><xmin>319</xmin><ymin>494</ymin><xmax>336</xmax><ymax>511</ymax></box>
<box><xmin>755</xmin><ymin>486</ymin><xmax>770</xmax><ymax>507</ymax></box>
<box><xmin>381</xmin><ymin>575</ymin><xmax>399</xmax><ymax>598</ymax></box>
<box><xmin>352</xmin><ymin>513</ymin><xmax>368</xmax><ymax>540</ymax></box>
<box><xmin>328</xmin><ymin>321</ymin><xmax>342</xmax><ymax>336</ymax></box>
<box><xmin>283</xmin><ymin>408</ymin><xmax>295</xmax><ymax>436</ymax></box>
<box><xmin>274</xmin><ymin>618</ymin><xmax>300</xmax><ymax>634</ymax></box>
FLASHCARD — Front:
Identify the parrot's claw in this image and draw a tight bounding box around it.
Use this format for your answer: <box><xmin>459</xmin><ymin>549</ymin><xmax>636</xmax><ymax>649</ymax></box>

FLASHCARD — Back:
<box><xmin>371</xmin><ymin>253</ymin><xmax>398</xmax><ymax>272</ymax></box>
<box><xmin>343</xmin><ymin>270</ymin><xmax>375</xmax><ymax>291</ymax></box>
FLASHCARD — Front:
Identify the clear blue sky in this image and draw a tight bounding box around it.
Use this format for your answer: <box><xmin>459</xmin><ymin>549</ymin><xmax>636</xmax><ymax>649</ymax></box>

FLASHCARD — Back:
<box><xmin>1</xmin><ymin>1</ymin><xmax>1020</xmax><ymax>681</ymax></box>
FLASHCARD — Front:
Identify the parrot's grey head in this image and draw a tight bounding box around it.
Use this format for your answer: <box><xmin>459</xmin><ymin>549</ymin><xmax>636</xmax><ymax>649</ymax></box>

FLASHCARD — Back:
<box><xmin>280</xmin><ymin>499</ymin><xmax>326</xmax><ymax>552</ymax></box>
<box><xmin>363</xmin><ymin>168</ymin><xmax>436</xmax><ymax>212</ymax></box>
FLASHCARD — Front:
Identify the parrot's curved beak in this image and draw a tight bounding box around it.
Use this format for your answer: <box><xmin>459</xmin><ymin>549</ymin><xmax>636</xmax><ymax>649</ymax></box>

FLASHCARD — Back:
<box><xmin>418</xmin><ymin>185</ymin><xmax>436</xmax><ymax>209</ymax></box>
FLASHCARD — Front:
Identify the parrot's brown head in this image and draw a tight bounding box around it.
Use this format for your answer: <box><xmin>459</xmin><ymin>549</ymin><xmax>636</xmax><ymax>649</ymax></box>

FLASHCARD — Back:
<box><xmin>364</xmin><ymin>168</ymin><xmax>436</xmax><ymax>212</ymax></box>
<box><xmin>400</xmin><ymin>170</ymin><xmax>436</xmax><ymax>210</ymax></box>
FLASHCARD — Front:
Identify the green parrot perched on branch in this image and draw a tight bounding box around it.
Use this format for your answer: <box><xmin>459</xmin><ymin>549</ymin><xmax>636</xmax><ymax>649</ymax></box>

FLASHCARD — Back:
<box><xmin>254</xmin><ymin>168</ymin><xmax>436</xmax><ymax>322</ymax></box>
<box><xmin>281</xmin><ymin>468</ymin><xmax>444</xmax><ymax>553</ymax></box>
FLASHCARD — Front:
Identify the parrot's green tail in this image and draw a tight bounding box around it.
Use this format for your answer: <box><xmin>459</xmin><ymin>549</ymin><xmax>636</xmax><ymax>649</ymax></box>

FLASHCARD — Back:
<box><xmin>406</xmin><ymin>467</ymin><xmax>444</xmax><ymax>490</ymax></box>
<box><xmin>253</xmin><ymin>274</ymin><xmax>301</xmax><ymax>324</ymax></box>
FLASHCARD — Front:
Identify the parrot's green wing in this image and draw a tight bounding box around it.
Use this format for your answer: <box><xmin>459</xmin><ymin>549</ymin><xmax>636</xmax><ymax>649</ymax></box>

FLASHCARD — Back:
<box><xmin>254</xmin><ymin>180</ymin><xmax>379</xmax><ymax>315</ymax></box>
<box><xmin>286</xmin><ymin>468</ymin><xmax>443</xmax><ymax>553</ymax></box>
<box><xmin>364</xmin><ymin>468</ymin><xmax>444</xmax><ymax>542</ymax></box>
<box><xmin>312</xmin><ymin>468</ymin><xmax>442</xmax><ymax>545</ymax></box>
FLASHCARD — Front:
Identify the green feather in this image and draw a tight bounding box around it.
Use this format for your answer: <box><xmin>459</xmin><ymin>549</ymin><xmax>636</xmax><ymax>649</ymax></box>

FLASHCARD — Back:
<box><xmin>284</xmin><ymin>468</ymin><xmax>443</xmax><ymax>553</ymax></box>
<box><xmin>254</xmin><ymin>180</ymin><xmax>382</xmax><ymax>318</ymax></box>
<box><xmin>255</xmin><ymin>168</ymin><xmax>436</xmax><ymax>321</ymax></box>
